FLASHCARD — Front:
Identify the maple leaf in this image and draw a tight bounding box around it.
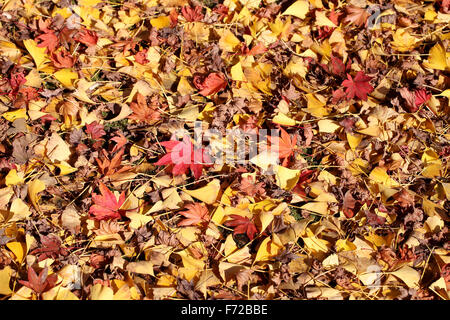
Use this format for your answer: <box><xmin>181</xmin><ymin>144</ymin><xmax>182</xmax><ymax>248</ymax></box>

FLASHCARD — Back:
<box><xmin>193</xmin><ymin>73</ymin><xmax>227</xmax><ymax>96</ymax></box>
<box><xmin>74</xmin><ymin>28</ymin><xmax>98</xmax><ymax>46</ymax></box>
<box><xmin>30</xmin><ymin>234</ymin><xmax>69</xmax><ymax>262</ymax></box>
<box><xmin>224</xmin><ymin>215</ymin><xmax>258</xmax><ymax>241</ymax></box>
<box><xmin>342</xmin><ymin>71</ymin><xmax>374</xmax><ymax>101</ymax></box>
<box><xmin>181</xmin><ymin>6</ymin><xmax>204</xmax><ymax>22</ymax></box>
<box><xmin>292</xmin><ymin>169</ymin><xmax>315</xmax><ymax>197</ymax></box>
<box><xmin>241</xmin><ymin>42</ymin><xmax>267</xmax><ymax>56</ymax></box>
<box><xmin>155</xmin><ymin>135</ymin><xmax>212</xmax><ymax>179</ymax></box>
<box><xmin>268</xmin><ymin>127</ymin><xmax>297</xmax><ymax>166</ymax></box>
<box><xmin>50</xmin><ymin>49</ymin><xmax>76</xmax><ymax>68</ymax></box>
<box><xmin>344</xmin><ymin>6</ymin><xmax>370</xmax><ymax>27</ymax></box>
<box><xmin>36</xmin><ymin>31</ymin><xmax>59</xmax><ymax>53</ymax></box>
<box><xmin>86</xmin><ymin>121</ymin><xmax>106</xmax><ymax>140</ymax></box>
<box><xmin>178</xmin><ymin>203</ymin><xmax>210</xmax><ymax>226</ymax></box>
<box><xmin>89</xmin><ymin>182</ymin><xmax>126</xmax><ymax>220</ymax></box>
<box><xmin>96</xmin><ymin>148</ymin><xmax>131</xmax><ymax>176</ymax></box>
<box><xmin>239</xmin><ymin>176</ymin><xmax>266</xmax><ymax>198</ymax></box>
<box><xmin>111</xmin><ymin>132</ymin><xmax>127</xmax><ymax>154</ymax></box>
<box><xmin>134</xmin><ymin>49</ymin><xmax>149</xmax><ymax>64</ymax></box>
<box><xmin>213</xmin><ymin>4</ymin><xmax>229</xmax><ymax>22</ymax></box>
<box><xmin>329</xmin><ymin>55</ymin><xmax>350</xmax><ymax>76</ymax></box>
<box><xmin>18</xmin><ymin>266</ymin><xmax>58</xmax><ymax>297</ymax></box>
<box><xmin>414</xmin><ymin>89</ymin><xmax>431</xmax><ymax>107</ymax></box>
<box><xmin>128</xmin><ymin>93</ymin><xmax>163</xmax><ymax>124</ymax></box>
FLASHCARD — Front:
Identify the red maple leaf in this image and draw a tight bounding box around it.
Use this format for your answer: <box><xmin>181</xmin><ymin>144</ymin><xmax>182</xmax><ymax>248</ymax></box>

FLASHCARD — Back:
<box><xmin>134</xmin><ymin>49</ymin><xmax>149</xmax><ymax>64</ymax></box>
<box><xmin>50</xmin><ymin>49</ymin><xmax>76</xmax><ymax>68</ymax></box>
<box><xmin>30</xmin><ymin>235</ymin><xmax>69</xmax><ymax>262</ymax></box>
<box><xmin>224</xmin><ymin>215</ymin><xmax>258</xmax><ymax>240</ymax></box>
<box><xmin>89</xmin><ymin>182</ymin><xmax>126</xmax><ymax>220</ymax></box>
<box><xmin>74</xmin><ymin>28</ymin><xmax>98</xmax><ymax>46</ymax></box>
<box><xmin>414</xmin><ymin>88</ymin><xmax>431</xmax><ymax>107</ymax></box>
<box><xmin>193</xmin><ymin>73</ymin><xmax>227</xmax><ymax>96</ymax></box>
<box><xmin>86</xmin><ymin>121</ymin><xmax>106</xmax><ymax>140</ymax></box>
<box><xmin>342</xmin><ymin>71</ymin><xmax>374</xmax><ymax>101</ymax></box>
<box><xmin>292</xmin><ymin>169</ymin><xmax>315</xmax><ymax>197</ymax></box>
<box><xmin>241</xmin><ymin>42</ymin><xmax>267</xmax><ymax>56</ymax></box>
<box><xmin>111</xmin><ymin>132</ymin><xmax>127</xmax><ymax>154</ymax></box>
<box><xmin>268</xmin><ymin>127</ymin><xmax>297</xmax><ymax>166</ymax></box>
<box><xmin>155</xmin><ymin>136</ymin><xmax>212</xmax><ymax>179</ymax></box>
<box><xmin>18</xmin><ymin>266</ymin><xmax>58</xmax><ymax>297</ymax></box>
<box><xmin>36</xmin><ymin>31</ymin><xmax>59</xmax><ymax>53</ymax></box>
<box><xmin>181</xmin><ymin>6</ymin><xmax>204</xmax><ymax>22</ymax></box>
<box><xmin>178</xmin><ymin>203</ymin><xmax>210</xmax><ymax>226</ymax></box>
<box><xmin>213</xmin><ymin>4</ymin><xmax>229</xmax><ymax>22</ymax></box>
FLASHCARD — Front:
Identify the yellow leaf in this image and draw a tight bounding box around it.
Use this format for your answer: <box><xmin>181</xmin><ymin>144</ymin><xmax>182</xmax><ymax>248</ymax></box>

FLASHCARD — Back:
<box><xmin>318</xmin><ymin>119</ymin><xmax>340</xmax><ymax>133</ymax></box>
<box><xmin>231</xmin><ymin>62</ymin><xmax>246</xmax><ymax>81</ymax></box>
<box><xmin>126</xmin><ymin>261</ymin><xmax>155</xmax><ymax>276</ymax></box>
<box><xmin>150</xmin><ymin>16</ymin><xmax>171</xmax><ymax>29</ymax></box>
<box><xmin>177</xmin><ymin>76</ymin><xmax>195</xmax><ymax>95</ymax></box>
<box><xmin>28</xmin><ymin>179</ymin><xmax>46</xmax><ymax>210</ymax></box>
<box><xmin>391</xmin><ymin>29</ymin><xmax>417</xmax><ymax>52</ymax></box>
<box><xmin>90</xmin><ymin>284</ymin><xmax>114</xmax><ymax>300</ymax></box>
<box><xmin>6</xmin><ymin>241</ymin><xmax>27</xmax><ymax>263</ymax></box>
<box><xmin>23</xmin><ymin>39</ymin><xmax>50</xmax><ymax>71</ymax></box>
<box><xmin>275</xmin><ymin>165</ymin><xmax>300</xmax><ymax>190</ymax></box>
<box><xmin>126</xmin><ymin>212</ymin><xmax>153</xmax><ymax>230</ymax></box>
<box><xmin>53</xmin><ymin>161</ymin><xmax>77</xmax><ymax>176</ymax></box>
<box><xmin>305</xmin><ymin>93</ymin><xmax>328</xmax><ymax>117</ymax></box>
<box><xmin>282</xmin><ymin>0</ymin><xmax>309</xmax><ymax>19</ymax></box>
<box><xmin>391</xmin><ymin>266</ymin><xmax>421</xmax><ymax>289</ymax></box>
<box><xmin>183</xmin><ymin>179</ymin><xmax>220</xmax><ymax>204</ymax></box>
<box><xmin>2</xmin><ymin>108</ymin><xmax>28</xmax><ymax>122</ymax></box>
<box><xmin>5</xmin><ymin>169</ymin><xmax>24</xmax><ymax>186</ymax></box>
<box><xmin>272</xmin><ymin>113</ymin><xmax>297</xmax><ymax>126</ymax></box>
<box><xmin>46</xmin><ymin>133</ymin><xmax>71</xmax><ymax>162</ymax></box>
<box><xmin>9</xmin><ymin>198</ymin><xmax>31</xmax><ymax>222</ymax></box>
<box><xmin>347</xmin><ymin>133</ymin><xmax>362</xmax><ymax>150</ymax></box>
<box><xmin>369</xmin><ymin>167</ymin><xmax>399</xmax><ymax>188</ymax></box>
<box><xmin>315</xmin><ymin>10</ymin><xmax>336</xmax><ymax>27</ymax></box>
<box><xmin>53</xmin><ymin>69</ymin><xmax>78</xmax><ymax>88</ymax></box>
<box><xmin>424</xmin><ymin>43</ymin><xmax>447</xmax><ymax>70</ymax></box>
<box><xmin>335</xmin><ymin>239</ymin><xmax>356</xmax><ymax>252</ymax></box>
<box><xmin>0</xmin><ymin>266</ymin><xmax>12</xmax><ymax>295</ymax></box>
<box><xmin>259</xmin><ymin>211</ymin><xmax>274</xmax><ymax>233</ymax></box>
<box><xmin>300</xmin><ymin>202</ymin><xmax>328</xmax><ymax>215</ymax></box>
<box><xmin>219</xmin><ymin>29</ymin><xmax>241</xmax><ymax>53</ymax></box>
<box><xmin>254</xmin><ymin>234</ymin><xmax>284</xmax><ymax>262</ymax></box>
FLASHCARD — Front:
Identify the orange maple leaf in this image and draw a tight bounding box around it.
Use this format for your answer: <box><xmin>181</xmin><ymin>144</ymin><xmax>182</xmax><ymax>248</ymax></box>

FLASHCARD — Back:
<box><xmin>128</xmin><ymin>93</ymin><xmax>163</xmax><ymax>124</ymax></box>
<box><xmin>89</xmin><ymin>183</ymin><xmax>126</xmax><ymax>220</ymax></box>
<box><xmin>268</xmin><ymin>127</ymin><xmax>297</xmax><ymax>166</ymax></box>
<box><xmin>193</xmin><ymin>73</ymin><xmax>227</xmax><ymax>96</ymax></box>
<box><xmin>50</xmin><ymin>49</ymin><xmax>76</xmax><ymax>68</ymax></box>
<box><xmin>178</xmin><ymin>203</ymin><xmax>210</xmax><ymax>226</ymax></box>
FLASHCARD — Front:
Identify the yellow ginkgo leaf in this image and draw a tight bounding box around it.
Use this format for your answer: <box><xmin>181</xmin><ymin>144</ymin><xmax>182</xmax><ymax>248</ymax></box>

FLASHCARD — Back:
<box><xmin>150</xmin><ymin>16</ymin><xmax>171</xmax><ymax>29</ymax></box>
<box><xmin>218</xmin><ymin>29</ymin><xmax>241</xmax><ymax>53</ymax></box>
<box><xmin>275</xmin><ymin>165</ymin><xmax>300</xmax><ymax>190</ymax></box>
<box><xmin>23</xmin><ymin>39</ymin><xmax>50</xmax><ymax>71</ymax></box>
<box><xmin>0</xmin><ymin>266</ymin><xmax>13</xmax><ymax>295</ymax></box>
<box><xmin>28</xmin><ymin>179</ymin><xmax>46</xmax><ymax>210</ymax></box>
<box><xmin>424</xmin><ymin>43</ymin><xmax>447</xmax><ymax>71</ymax></box>
<box><xmin>282</xmin><ymin>0</ymin><xmax>309</xmax><ymax>19</ymax></box>
<box><xmin>231</xmin><ymin>62</ymin><xmax>246</xmax><ymax>81</ymax></box>
<box><xmin>5</xmin><ymin>169</ymin><xmax>25</xmax><ymax>186</ymax></box>
<box><xmin>183</xmin><ymin>179</ymin><xmax>220</xmax><ymax>204</ymax></box>
<box><xmin>90</xmin><ymin>284</ymin><xmax>114</xmax><ymax>300</ymax></box>
<box><xmin>53</xmin><ymin>68</ymin><xmax>78</xmax><ymax>88</ymax></box>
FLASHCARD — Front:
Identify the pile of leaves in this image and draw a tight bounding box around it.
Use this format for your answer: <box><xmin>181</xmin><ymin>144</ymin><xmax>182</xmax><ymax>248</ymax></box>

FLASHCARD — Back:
<box><xmin>0</xmin><ymin>0</ymin><xmax>449</xmax><ymax>300</ymax></box>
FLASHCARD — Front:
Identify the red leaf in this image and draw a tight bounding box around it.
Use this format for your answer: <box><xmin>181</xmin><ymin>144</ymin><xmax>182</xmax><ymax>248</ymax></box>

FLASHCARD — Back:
<box><xmin>181</xmin><ymin>6</ymin><xmax>204</xmax><ymax>22</ymax></box>
<box><xmin>178</xmin><ymin>203</ymin><xmax>210</xmax><ymax>226</ymax></box>
<box><xmin>89</xmin><ymin>183</ymin><xmax>126</xmax><ymax>220</ymax></box>
<box><xmin>268</xmin><ymin>127</ymin><xmax>297</xmax><ymax>166</ymax></box>
<box><xmin>414</xmin><ymin>88</ymin><xmax>431</xmax><ymax>107</ymax></box>
<box><xmin>36</xmin><ymin>31</ymin><xmax>59</xmax><ymax>53</ymax></box>
<box><xmin>134</xmin><ymin>49</ymin><xmax>149</xmax><ymax>65</ymax></box>
<box><xmin>343</xmin><ymin>190</ymin><xmax>357</xmax><ymax>218</ymax></box>
<box><xmin>193</xmin><ymin>73</ymin><xmax>227</xmax><ymax>96</ymax></box>
<box><xmin>50</xmin><ymin>49</ymin><xmax>76</xmax><ymax>68</ymax></box>
<box><xmin>224</xmin><ymin>215</ymin><xmax>258</xmax><ymax>240</ymax></box>
<box><xmin>341</xmin><ymin>71</ymin><xmax>374</xmax><ymax>101</ymax></box>
<box><xmin>155</xmin><ymin>136</ymin><xmax>212</xmax><ymax>179</ymax></box>
<box><xmin>74</xmin><ymin>28</ymin><xmax>98</xmax><ymax>46</ymax></box>
<box><xmin>86</xmin><ymin>121</ymin><xmax>106</xmax><ymax>140</ymax></box>
<box><xmin>18</xmin><ymin>266</ymin><xmax>58</xmax><ymax>296</ymax></box>
<box><xmin>111</xmin><ymin>132</ymin><xmax>127</xmax><ymax>153</ymax></box>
